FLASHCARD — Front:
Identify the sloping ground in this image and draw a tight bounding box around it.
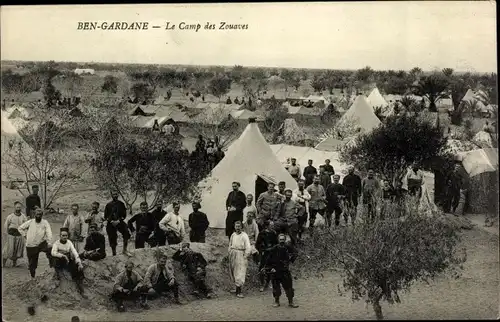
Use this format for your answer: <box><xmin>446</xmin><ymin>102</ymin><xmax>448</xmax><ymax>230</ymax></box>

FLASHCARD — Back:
<box><xmin>5</xmin><ymin>243</ymin><xmax>262</xmax><ymax>312</ymax></box>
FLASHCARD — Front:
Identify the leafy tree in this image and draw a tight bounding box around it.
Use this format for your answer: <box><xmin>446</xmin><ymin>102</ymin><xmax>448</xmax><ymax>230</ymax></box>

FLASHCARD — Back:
<box><xmin>413</xmin><ymin>73</ymin><xmax>449</xmax><ymax>112</ymax></box>
<box><xmin>93</xmin><ymin>127</ymin><xmax>198</xmax><ymax>212</ymax></box>
<box><xmin>355</xmin><ymin>66</ymin><xmax>374</xmax><ymax>83</ymax></box>
<box><xmin>449</xmin><ymin>78</ymin><xmax>469</xmax><ymax>110</ymax></box>
<box><xmin>231</xmin><ymin>65</ymin><xmax>245</xmax><ymax>83</ymax></box>
<box><xmin>128</xmin><ymin>68</ymin><xmax>164</xmax><ymax>94</ymax></box>
<box><xmin>60</xmin><ymin>72</ymin><xmax>83</xmax><ymax>98</ymax></box>
<box><xmin>409</xmin><ymin>67</ymin><xmax>423</xmax><ymax>81</ymax></box>
<box><xmin>130</xmin><ymin>82</ymin><xmax>155</xmax><ymax>103</ymax></box>
<box><xmin>101</xmin><ymin>75</ymin><xmax>118</xmax><ymax>94</ymax></box>
<box><xmin>340</xmin><ymin>113</ymin><xmax>449</xmax><ymax>184</ymax></box>
<box><xmin>296</xmin><ymin>201</ymin><xmax>465</xmax><ymax>320</ymax></box>
<box><xmin>207</xmin><ymin>75</ymin><xmax>232</xmax><ymax>101</ymax></box>
<box><xmin>322</xmin><ymin>70</ymin><xmax>341</xmax><ymax>94</ymax></box>
<box><xmin>242</xmin><ymin>76</ymin><xmax>267</xmax><ymax>99</ymax></box>
<box><xmin>311</xmin><ymin>75</ymin><xmax>325</xmax><ymax>93</ymax></box>
<box><xmin>1</xmin><ymin>70</ymin><xmax>42</xmax><ymax>102</ymax></box>
<box><xmin>290</xmin><ymin>77</ymin><xmax>301</xmax><ymax>92</ymax></box>
<box><xmin>442</xmin><ymin>68</ymin><xmax>454</xmax><ymax>77</ymax></box>
<box><xmin>280</xmin><ymin>69</ymin><xmax>296</xmax><ymax>92</ymax></box>
<box><xmin>43</xmin><ymin>78</ymin><xmax>61</xmax><ymax>108</ymax></box>
<box><xmin>399</xmin><ymin>95</ymin><xmax>424</xmax><ymax>115</ymax></box>
<box><xmin>263</xmin><ymin>105</ymin><xmax>288</xmax><ymax>140</ymax></box>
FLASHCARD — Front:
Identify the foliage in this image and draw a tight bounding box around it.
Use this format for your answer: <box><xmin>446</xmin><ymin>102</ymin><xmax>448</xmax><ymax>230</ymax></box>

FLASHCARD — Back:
<box><xmin>290</xmin><ymin>77</ymin><xmax>301</xmax><ymax>91</ymax></box>
<box><xmin>207</xmin><ymin>75</ymin><xmax>232</xmax><ymax>101</ymax></box>
<box><xmin>295</xmin><ymin>198</ymin><xmax>465</xmax><ymax>320</ymax></box>
<box><xmin>242</xmin><ymin>76</ymin><xmax>268</xmax><ymax>100</ymax></box>
<box><xmin>43</xmin><ymin>78</ymin><xmax>61</xmax><ymax>108</ymax></box>
<box><xmin>92</xmin><ymin>128</ymin><xmax>199</xmax><ymax>212</ymax></box>
<box><xmin>59</xmin><ymin>72</ymin><xmax>83</xmax><ymax>98</ymax></box>
<box><xmin>355</xmin><ymin>66</ymin><xmax>375</xmax><ymax>83</ymax></box>
<box><xmin>399</xmin><ymin>95</ymin><xmax>425</xmax><ymax>115</ymax></box>
<box><xmin>442</xmin><ymin>68</ymin><xmax>454</xmax><ymax>77</ymax></box>
<box><xmin>379</xmin><ymin>71</ymin><xmax>413</xmax><ymax>95</ymax></box>
<box><xmin>262</xmin><ymin>105</ymin><xmax>289</xmax><ymax>137</ymax></box>
<box><xmin>280</xmin><ymin>69</ymin><xmax>296</xmax><ymax>92</ymax></box>
<box><xmin>310</xmin><ymin>74</ymin><xmax>325</xmax><ymax>93</ymax></box>
<box><xmin>130</xmin><ymin>82</ymin><xmax>155</xmax><ymax>103</ymax></box>
<box><xmin>413</xmin><ymin>73</ymin><xmax>449</xmax><ymax>112</ymax></box>
<box><xmin>101</xmin><ymin>75</ymin><xmax>118</xmax><ymax>94</ymax></box>
<box><xmin>409</xmin><ymin>67</ymin><xmax>423</xmax><ymax>81</ymax></box>
<box><xmin>230</xmin><ymin>65</ymin><xmax>245</xmax><ymax>83</ymax></box>
<box><xmin>449</xmin><ymin>78</ymin><xmax>469</xmax><ymax>110</ymax></box>
<box><xmin>340</xmin><ymin>113</ymin><xmax>448</xmax><ymax>184</ymax></box>
<box><xmin>189</xmin><ymin>107</ymin><xmax>242</xmax><ymax>150</ymax></box>
<box><xmin>3</xmin><ymin>112</ymin><xmax>91</xmax><ymax>210</ymax></box>
<box><xmin>1</xmin><ymin>69</ymin><xmax>42</xmax><ymax>101</ymax></box>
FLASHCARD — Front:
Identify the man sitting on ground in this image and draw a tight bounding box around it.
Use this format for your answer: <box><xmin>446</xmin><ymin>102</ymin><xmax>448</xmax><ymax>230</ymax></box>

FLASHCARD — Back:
<box><xmin>51</xmin><ymin>228</ymin><xmax>86</xmax><ymax>297</ymax></box>
<box><xmin>79</xmin><ymin>223</ymin><xmax>106</xmax><ymax>261</ymax></box>
<box><xmin>172</xmin><ymin>243</ymin><xmax>214</xmax><ymax>299</ymax></box>
<box><xmin>144</xmin><ymin>254</ymin><xmax>182</xmax><ymax>304</ymax></box>
<box><xmin>111</xmin><ymin>261</ymin><xmax>149</xmax><ymax>312</ymax></box>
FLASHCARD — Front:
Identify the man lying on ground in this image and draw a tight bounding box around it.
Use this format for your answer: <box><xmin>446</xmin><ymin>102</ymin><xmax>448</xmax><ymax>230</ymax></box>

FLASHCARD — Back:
<box><xmin>111</xmin><ymin>260</ymin><xmax>149</xmax><ymax>312</ymax></box>
<box><xmin>172</xmin><ymin>243</ymin><xmax>214</xmax><ymax>299</ymax></box>
<box><xmin>144</xmin><ymin>254</ymin><xmax>182</xmax><ymax>304</ymax></box>
<box><xmin>51</xmin><ymin>228</ymin><xmax>86</xmax><ymax>298</ymax></box>
<box><xmin>79</xmin><ymin>223</ymin><xmax>106</xmax><ymax>261</ymax></box>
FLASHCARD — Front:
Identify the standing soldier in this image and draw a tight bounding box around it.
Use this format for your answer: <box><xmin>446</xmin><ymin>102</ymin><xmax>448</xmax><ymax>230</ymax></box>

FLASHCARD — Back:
<box><xmin>25</xmin><ymin>185</ymin><xmax>41</xmax><ymax>219</ymax></box>
<box><xmin>104</xmin><ymin>191</ymin><xmax>131</xmax><ymax>256</ymax></box>
<box><xmin>264</xmin><ymin>233</ymin><xmax>299</xmax><ymax>308</ymax></box>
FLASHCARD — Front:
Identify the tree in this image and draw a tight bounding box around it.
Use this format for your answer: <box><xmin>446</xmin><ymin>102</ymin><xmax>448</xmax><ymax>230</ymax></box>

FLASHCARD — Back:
<box><xmin>296</xmin><ymin>202</ymin><xmax>465</xmax><ymax>320</ymax></box>
<box><xmin>1</xmin><ymin>70</ymin><xmax>42</xmax><ymax>102</ymax></box>
<box><xmin>413</xmin><ymin>73</ymin><xmax>449</xmax><ymax>112</ymax></box>
<box><xmin>341</xmin><ymin>113</ymin><xmax>449</xmax><ymax>185</ymax></box>
<box><xmin>59</xmin><ymin>72</ymin><xmax>83</xmax><ymax>99</ymax></box>
<box><xmin>290</xmin><ymin>77</ymin><xmax>301</xmax><ymax>92</ymax></box>
<box><xmin>130</xmin><ymin>82</ymin><xmax>155</xmax><ymax>103</ymax></box>
<box><xmin>280</xmin><ymin>69</ymin><xmax>296</xmax><ymax>92</ymax></box>
<box><xmin>3</xmin><ymin>112</ymin><xmax>91</xmax><ymax>210</ymax></box>
<box><xmin>190</xmin><ymin>108</ymin><xmax>242</xmax><ymax>150</ymax></box>
<box><xmin>355</xmin><ymin>66</ymin><xmax>374</xmax><ymax>84</ymax></box>
<box><xmin>128</xmin><ymin>68</ymin><xmax>163</xmax><ymax>94</ymax></box>
<box><xmin>92</xmin><ymin>126</ymin><xmax>198</xmax><ymax>213</ymax></box>
<box><xmin>399</xmin><ymin>95</ymin><xmax>424</xmax><ymax>115</ymax></box>
<box><xmin>449</xmin><ymin>78</ymin><xmax>469</xmax><ymax>111</ymax></box>
<box><xmin>262</xmin><ymin>104</ymin><xmax>288</xmax><ymax>141</ymax></box>
<box><xmin>207</xmin><ymin>75</ymin><xmax>232</xmax><ymax>101</ymax></box>
<box><xmin>311</xmin><ymin>75</ymin><xmax>325</xmax><ymax>93</ymax></box>
<box><xmin>322</xmin><ymin>70</ymin><xmax>341</xmax><ymax>94</ymax></box>
<box><xmin>242</xmin><ymin>76</ymin><xmax>267</xmax><ymax>100</ymax></box>
<box><xmin>442</xmin><ymin>68</ymin><xmax>454</xmax><ymax>78</ymax></box>
<box><xmin>101</xmin><ymin>75</ymin><xmax>118</xmax><ymax>94</ymax></box>
<box><xmin>43</xmin><ymin>78</ymin><xmax>61</xmax><ymax>108</ymax></box>
<box><xmin>409</xmin><ymin>67</ymin><xmax>423</xmax><ymax>81</ymax></box>
<box><xmin>231</xmin><ymin>65</ymin><xmax>245</xmax><ymax>83</ymax></box>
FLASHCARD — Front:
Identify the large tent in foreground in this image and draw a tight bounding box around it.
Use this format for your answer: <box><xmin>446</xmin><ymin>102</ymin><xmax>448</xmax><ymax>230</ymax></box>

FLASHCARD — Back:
<box><xmin>179</xmin><ymin>119</ymin><xmax>298</xmax><ymax>228</ymax></box>
<box><xmin>337</xmin><ymin>95</ymin><xmax>382</xmax><ymax>134</ymax></box>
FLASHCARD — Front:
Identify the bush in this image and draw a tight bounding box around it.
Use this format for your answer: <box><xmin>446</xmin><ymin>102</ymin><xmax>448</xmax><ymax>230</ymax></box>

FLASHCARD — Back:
<box><xmin>295</xmin><ymin>197</ymin><xmax>466</xmax><ymax>320</ymax></box>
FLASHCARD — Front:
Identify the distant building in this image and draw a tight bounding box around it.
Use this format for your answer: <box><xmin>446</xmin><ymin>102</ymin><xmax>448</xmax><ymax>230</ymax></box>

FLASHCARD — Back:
<box><xmin>74</xmin><ymin>68</ymin><xmax>95</xmax><ymax>75</ymax></box>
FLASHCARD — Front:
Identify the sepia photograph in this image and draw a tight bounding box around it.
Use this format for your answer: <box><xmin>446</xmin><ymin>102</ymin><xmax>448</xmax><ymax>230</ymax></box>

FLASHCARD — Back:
<box><xmin>1</xmin><ymin>2</ymin><xmax>498</xmax><ymax>321</ymax></box>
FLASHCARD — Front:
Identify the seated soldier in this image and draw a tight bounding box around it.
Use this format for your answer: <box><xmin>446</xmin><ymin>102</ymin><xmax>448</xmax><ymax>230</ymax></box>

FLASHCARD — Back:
<box><xmin>110</xmin><ymin>260</ymin><xmax>149</xmax><ymax>312</ymax></box>
<box><xmin>172</xmin><ymin>243</ymin><xmax>214</xmax><ymax>299</ymax></box>
<box><xmin>51</xmin><ymin>228</ymin><xmax>86</xmax><ymax>297</ymax></box>
<box><xmin>79</xmin><ymin>223</ymin><xmax>106</xmax><ymax>261</ymax></box>
<box><xmin>144</xmin><ymin>254</ymin><xmax>182</xmax><ymax>304</ymax></box>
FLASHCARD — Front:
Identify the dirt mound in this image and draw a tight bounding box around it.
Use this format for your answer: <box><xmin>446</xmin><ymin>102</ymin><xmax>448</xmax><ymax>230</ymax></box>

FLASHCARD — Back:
<box><xmin>8</xmin><ymin>243</ymin><xmax>261</xmax><ymax>311</ymax></box>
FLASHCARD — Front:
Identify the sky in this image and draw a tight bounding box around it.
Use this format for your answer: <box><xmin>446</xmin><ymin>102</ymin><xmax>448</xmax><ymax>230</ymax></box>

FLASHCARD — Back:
<box><xmin>1</xmin><ymin>2</ymin><xmax>497</xmax><ymax>73</ymax></box>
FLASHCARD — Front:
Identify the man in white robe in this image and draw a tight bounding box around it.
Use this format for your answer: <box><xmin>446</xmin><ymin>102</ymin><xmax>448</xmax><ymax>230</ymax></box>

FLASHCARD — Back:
<box><xmin>228</xmin><ymin>221</ymin><xmax>251</xmax><ymax>298</ymax></box>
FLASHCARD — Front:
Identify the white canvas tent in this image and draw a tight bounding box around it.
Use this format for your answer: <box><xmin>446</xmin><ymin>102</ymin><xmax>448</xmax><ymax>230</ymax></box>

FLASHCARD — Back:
<box><xmin>337</xmin><ymin>95</ymin><xmax>382</xmax><ymax>134</ymax></box>
<box><xmin>461</xmin><ymin>89</ymin><xmax>475</xmax><ymax>103</ymax></box>
<box><xmin>179</xmin><ymin>119</ymin><xmax>298</xmax><ymax>228</ymax></box>
<box><xmin>472</xmin><ymin>131</ymin><xmax>493</xmax><ymax>148</ymax></box>
<box><xmin>367</xmin><ymin>88</ymin><xmax>389</xmax><ymax>109</ymax></box>
<box><xmin>461</xmin><ymin>148</ymin><xmax>498</xmax><ymax>178</ymax></box>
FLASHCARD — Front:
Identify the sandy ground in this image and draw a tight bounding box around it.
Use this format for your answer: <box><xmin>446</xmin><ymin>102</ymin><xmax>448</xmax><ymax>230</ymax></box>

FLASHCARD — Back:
<box><xmin>2</xmin><ymin>212</ymin><xmax>498</xmax><ymax>321</ymax></box>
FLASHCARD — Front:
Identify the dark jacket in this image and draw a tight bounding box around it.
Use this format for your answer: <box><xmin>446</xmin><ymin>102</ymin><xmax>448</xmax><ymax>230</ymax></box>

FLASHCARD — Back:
<box><xmin>323</xmin><ymin>164</ymin><xmax>335</xmax><ymax>176</ymax></box>
<box><xmin>303</xmin><ymin>165</ymin><xmax>317</xmax><ymax>185</ymax></box>
<box><xmin>172</xmin><ymin>249</ymin><xmax>208</xmax><ymax>275</ymax></box>
<box><xmin>84</xmin><ymin>232</ymin><xmax>106</xmax><ymax>258</ymax></box>
<box><xmin>25</xmin><ymin>194</ymin><xmax>41</xmax><ymax>218</ymax></box>
<box><xmin>265</xmin><ymin>243</ymin><xmax>298</xmax><ymax>272</ymax></box>
<box><xmin>256</xmin><ymin>229</ymin><xmax>278</xmax><ymax>254</ymax></box>
<box><xmin>151</xmin><ymin>208</ymin><xmax>167</xmax><ymax>231</ymax></box>
<box><xmin>326</xmin><ymin>183</ymin><xmax>347</xmax><ymax>207</ymax></box>
<box><xmin>188</xmin><ymin>211</ymin><xmax>210</xmax><ymax>233</ymax></box>
<box><xmin>128</xmin><ymin>212</ymin><xmax>155</xmax><ymax>235</ymax></box>
<box><xmin>319</xmin><ymin>173</ymin><xmax>331</xmax><ymax>191</ymax></box>
<box><xmin>104</xmin><ymin>199</ymin><xmax>127</xmax><ymax>222</ymax></box>
<box><xmin>342</xmin><ymin>173</ymin><xmax>362</xmax><ymax>197</ymax></box>
<box><xmin>226</xmin><ymin>190</ymin><xmax>247</xmax><ymax>215</ymax></box>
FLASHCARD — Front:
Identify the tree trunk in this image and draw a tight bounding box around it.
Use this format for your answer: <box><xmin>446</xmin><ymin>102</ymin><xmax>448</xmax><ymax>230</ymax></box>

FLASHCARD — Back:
<box><xmin>429</xmin><ymin>100</ymin><xmax>437</xmax><ymax>112</ymax></box>
<box><xmin>373</xmin><ymin>300</ymin><xmax>384</xmax><ymax>320</ymax></box>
